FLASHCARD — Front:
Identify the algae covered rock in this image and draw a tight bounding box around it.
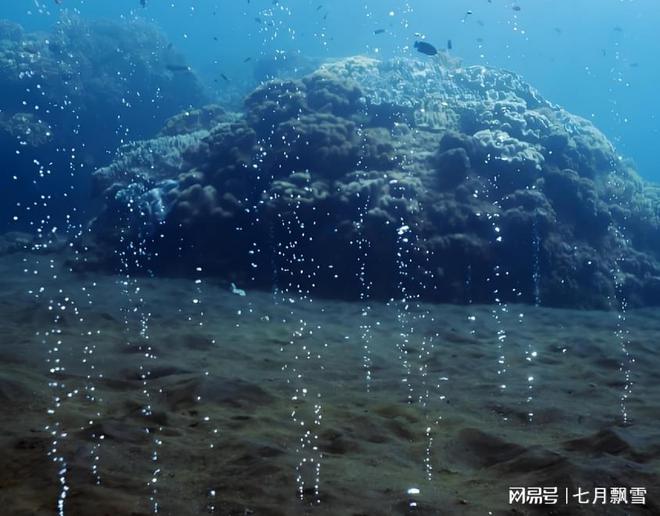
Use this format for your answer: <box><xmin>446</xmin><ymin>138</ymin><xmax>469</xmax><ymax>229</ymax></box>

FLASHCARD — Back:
<box><xmin>0</xmin><ymin>16</ymin><xmax>209</xmax><ymax>230</ymax></box>
<box><xmin>0</xmin><ymin>16</ymin><xmax>207</xmax><ymax>153</ymax></box>
<box><xmin>88</xmin><ymin>56</ymin><xmax>660</xmax><ymax>309</ymax></box>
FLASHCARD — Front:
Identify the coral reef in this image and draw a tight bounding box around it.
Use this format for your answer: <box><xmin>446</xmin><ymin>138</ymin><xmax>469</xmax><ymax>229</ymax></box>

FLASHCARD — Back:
<box><xmin>0</xmin><ymin>16</ymin><xmax>208</xmax><ymax>230</ymax></box>
<box><xmin>88</xmin><ymin>56</ymin><xmax>660</xmax><ymax>309</ymax></box>
<box><xmin>0</xmin><ymin>16</ymin><xmax>208</xmax><ymax>145</ymax></box>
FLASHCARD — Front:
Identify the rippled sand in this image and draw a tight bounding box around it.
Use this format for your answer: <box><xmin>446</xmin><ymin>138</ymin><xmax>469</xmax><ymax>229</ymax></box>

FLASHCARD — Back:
<box><xmin>0</xmin><ymin>251</ymin><xmax>659</xmax><ymax>515</ymax></box>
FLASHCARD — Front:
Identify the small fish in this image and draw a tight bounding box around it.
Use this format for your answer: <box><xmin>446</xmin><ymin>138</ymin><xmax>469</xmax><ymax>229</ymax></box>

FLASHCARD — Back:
<box><xmin>462</xmin><ymin>10</ymin><xmax>473</xmax><ymax>22</ymax></box>
<box><xmin>447</xmin><ymin>39</ymin><xmax>453</xmax><ymax>51</ymax></box>
<box><xmin>243</xmin><ymin>57</ymin><xmax>252</xmax><ymax>63</ymax></box>
<box><xmin>374</xmin><ymin>29</ymin><xmax>386</xmax><ymax>35</ymax></box>
<box><xmin>316</xmin><ymin>4</ymin><xmax>323</xmax><ymax>10</ymax></box>
<box><xmin>140</xmin><ymin>0</ymin><xmax>146</xmax><ymax>7</ymax></box>
<box><xmin>255</xmin><ymin>17</ymin><xmax>262</xmax><ymax>23</ymax></box>
<box><xmin>166</xmin><ymin>42</ymin><xmax>173</xmax><ymax>50</ymax></box>
<box><xmin>166</xmin><ymin>64</ymin><xmax>190</xmax><ymax>72</ymax></box>
<box><xmin>613</xmin><ymin>26</ymin><xmax>623</xmax><ymax>32</ymax></box>
<box><xmin>630</xmin><ymin>62</ymin><xmax>639</xmax><ymax>68</ymax></box>
<box><xmin>54</xmin><ymin>0</ymin><xmax>63</xmax><ymax>4</ymax></box>
<box><xmin>414</xmin><ymin>40</ymin><xmax>438</xmax><ymax>56</ymax></box>
<box><xmin>512</xmin><ymin>5</ymin><xmax>521</xmax><ymax>11</ymax></box>
<box><xmin>220</xmin><ymin>73</ymin><xmax>229</xmax><ymax>81</ymax></box>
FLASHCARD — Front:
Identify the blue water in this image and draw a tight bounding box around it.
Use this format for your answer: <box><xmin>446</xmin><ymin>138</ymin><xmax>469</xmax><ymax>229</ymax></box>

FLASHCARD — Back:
<box><xmin>4</xmin><ymin>0</ymin><xmax>659</xmax><ymax>180</ymax></box>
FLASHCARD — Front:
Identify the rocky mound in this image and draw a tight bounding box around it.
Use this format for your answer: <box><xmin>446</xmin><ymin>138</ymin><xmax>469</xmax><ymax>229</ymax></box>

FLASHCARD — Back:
<box><xmin>0</xmin><ymin>16</ymin><xmax>208</xmax><ymax>229</ymax></box>
<box><xmin>88</xmin><ymin>56</ymin><xmax>660</xmax><ymax>309</ymax></box>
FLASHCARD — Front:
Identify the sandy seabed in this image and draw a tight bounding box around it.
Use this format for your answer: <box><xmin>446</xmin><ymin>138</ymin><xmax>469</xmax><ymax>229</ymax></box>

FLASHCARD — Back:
<box><xmin>0</xmin><ymin>251</ymin><xmax>658</xmax><ymax>516</ymax></box>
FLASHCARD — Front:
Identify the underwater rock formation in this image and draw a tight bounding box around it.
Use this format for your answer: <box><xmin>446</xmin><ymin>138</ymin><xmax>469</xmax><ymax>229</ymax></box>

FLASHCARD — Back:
<box><xmin>88</xmin><ymin>56</ymin><xmax>660</xmax><ymax>309</ymax></box>
<box><xmin>0</xmin><ymin>16</ymin><xmax>208</xmax><ymax>230</ymax></box>
<box><xmin>0</xmin><ymin>16</ymin><xmax>207</xmax><ymax>151</ymax></box>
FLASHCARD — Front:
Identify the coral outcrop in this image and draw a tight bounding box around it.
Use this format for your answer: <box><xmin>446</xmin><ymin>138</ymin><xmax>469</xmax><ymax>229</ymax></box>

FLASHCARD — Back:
<box><xmin>0</xmin><ymin>16</ymin><xmax>208</xmax><ymax>229</ymax></box>
<box><xmin>87</xmin><ymin>56</ymin><xmax>660</xmax><ymax>309</ymax></box>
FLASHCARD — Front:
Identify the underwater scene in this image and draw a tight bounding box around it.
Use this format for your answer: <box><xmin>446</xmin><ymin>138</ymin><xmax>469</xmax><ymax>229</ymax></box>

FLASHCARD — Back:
<box><xmin>1</xmin><ymin>1</ymin><xmax>660</xmax><ymax>515</ymax></box>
